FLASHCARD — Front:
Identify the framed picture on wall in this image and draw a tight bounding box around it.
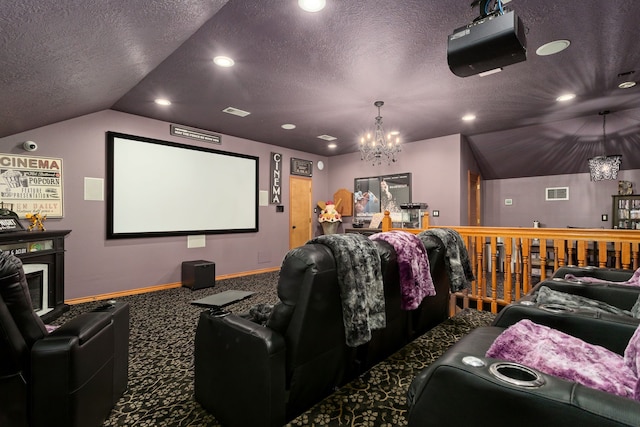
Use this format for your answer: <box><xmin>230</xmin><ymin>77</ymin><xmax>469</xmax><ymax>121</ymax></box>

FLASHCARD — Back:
<box><xmin>290</xmin><ymin>158</ymin><xmax>313</xmax><ymax>177</ymax></box>
<box><xmin>379</xmin><ymin>173</ymin><xmax>411</xmax><ymax>222</ymax></box>
<box><xmin>619</xmin><ymin>180</ymin><xmax>633</xmax><ymax>195</ymax></box>
<box><xmin>354</xmin><ymin>173</ymin><xmax>412</xmax><ymax>224</ymax></box>
<box><xmin>354</xmin><ymin>177</ymin><xmax>381</xmax><ymax>222</ymax></box>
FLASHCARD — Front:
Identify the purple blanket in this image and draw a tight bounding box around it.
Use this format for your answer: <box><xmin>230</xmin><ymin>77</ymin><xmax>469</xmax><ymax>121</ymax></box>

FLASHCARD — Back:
<box><xmin>564</xmin><ymin>267</ymin><xmax>640</xmax><ymax>286</ymax></box>
<box><xmin>625</xmin><ymin>324</ymin><xmax>640</xmax><ymax>400</ymax></box>
<box><xmin>487</xmin><ymin>319</ymin><xmax>639</xmax><ymax>400</ymax></box>
<box><xmin>370</xmin><ymin>231</ymin><xmax>435</xmax><ymax>310</ymax></box>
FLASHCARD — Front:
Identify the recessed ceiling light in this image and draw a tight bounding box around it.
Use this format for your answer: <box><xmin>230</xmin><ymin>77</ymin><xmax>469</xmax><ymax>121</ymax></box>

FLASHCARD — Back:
<box><xmin>281</xmin><ymin>124</ymin><xmax>296</xmax><ymax>130</ymax></box>
<box><xmin>213</xmin><ymin>56</ymin><xmax>235</xmax><ymax>67</ymax></box>
<box><xmin>154</xmin><ymin>98</ymin><xmax>171</xmax><ymax>106</ymax></box>
<box><xmin>556</xmin><ymin>93</ymin><xmax>576</xmax><ymax>102</ymax></box>
<box><xmin>317</xmin><ymin>134</ymin><xmax>337</xmax><ymax>141</ymax></box>
<box><xmin>462</xmin><ymin>114</ymin><xmax>476</xmax><ymax>121</ymax></box>
<box><xmin>389</xmin><ymin>130</ymin><xmax>400</xmax><ymax>136</ymax></box>
<box><xmin>536</xmin><ymin>40</ymin><xmax>571</xmax><ymax>56</ymax></box>
<box><xmin>298</xmin><ymin>0</ymin><xmax>326</xmax><ymax>12</ymax></box>
<box><xmin>222</xmin><ymin>107</ymin><xmax>251</xmax><ymax>117</ymax></box>
<box><xmin>619</xmin><ymin>81</ymin><xmax>637</xmax><ymax>89</ymax></box>
<box><xmin>327</xmin><ymin>143</ymin><xmax>337</xmax><ymax>149</ymax></box>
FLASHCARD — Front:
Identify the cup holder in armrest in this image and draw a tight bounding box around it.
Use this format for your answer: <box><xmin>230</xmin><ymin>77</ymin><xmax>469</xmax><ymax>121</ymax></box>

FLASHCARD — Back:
<box><xmin>489</xmin><ymin>362</ymin><xmax>545</xmax><ymax>388</ymax></box>
<box><xmin>538</xmin><ymin>303</ymin><xmax>575</xmax><ymax>313</ymax></box>
<box><xmin>208</xmin><ymin>307</ymin><xmax>231</xmax><ymax>318</ymax></box>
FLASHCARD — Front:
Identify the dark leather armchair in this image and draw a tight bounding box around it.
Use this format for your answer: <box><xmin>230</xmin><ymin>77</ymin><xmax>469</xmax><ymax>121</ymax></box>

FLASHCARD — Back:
<box><xmin>0</xmin><ymin>251</ymin><xmax>129</xmax><ymax>427</ymax></box>
<box><xmin>505</xmin><ymin>266</ymin><xmax>640</xmax><ymax>325</ymax></box>
<box><xmin>194</xmin><ymin>236</ymin><xmax>452</xmax><ymax>426</ymax></box>
<box><xmin>407</xmin><ymin>308</ymin><xmax>640</xmax><ymax>426</ymax></box>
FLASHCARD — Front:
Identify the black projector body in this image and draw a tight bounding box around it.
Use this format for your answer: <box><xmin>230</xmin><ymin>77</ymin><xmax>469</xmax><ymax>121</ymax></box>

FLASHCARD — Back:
<box><xmin>447</xmin><ymin>10</ymin><xmax>526</xmax><ymax>77</ymax></box>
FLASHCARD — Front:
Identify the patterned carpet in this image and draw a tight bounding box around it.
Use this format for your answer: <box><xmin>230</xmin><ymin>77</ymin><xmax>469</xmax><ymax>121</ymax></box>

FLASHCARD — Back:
<box><xmin>53</xmin><ymin>271</ymin><xmax>495</xmax><ymax>426</ymax></box>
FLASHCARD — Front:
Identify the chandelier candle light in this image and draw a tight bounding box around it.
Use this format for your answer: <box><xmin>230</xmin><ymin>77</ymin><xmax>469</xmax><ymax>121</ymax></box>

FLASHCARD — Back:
<box><xmin>360</xmin><ymin>101</ymin><xmax>401</xmax><ymax>165</ymax></box>
<box><xmin>588</xmin><ymin>110</ymin><xmax>622</xmax><ymax>182</ymax></box>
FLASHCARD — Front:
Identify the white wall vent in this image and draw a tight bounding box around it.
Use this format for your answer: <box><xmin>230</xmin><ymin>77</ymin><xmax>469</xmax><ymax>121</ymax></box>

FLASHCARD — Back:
<box><xmin>545</xmin><ymin>187</ymin><xmax>569</xmax><ymax>201</ymax></box>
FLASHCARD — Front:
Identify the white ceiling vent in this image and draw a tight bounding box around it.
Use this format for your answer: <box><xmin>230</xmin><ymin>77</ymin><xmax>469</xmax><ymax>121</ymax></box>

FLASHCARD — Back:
<box><xmin>222</xmin><ymin>107</ymin><xmax>251</xmax><ymax>117</ymax></box>
<box><xmin>545</xmin><ymin>186</ymin><xmax>569</xmax><ymax>201</ymax></box>
<box><xmin>317</xmin><ymin>134</ymin><xmax>337</xmax><ymax>141</ymax></box>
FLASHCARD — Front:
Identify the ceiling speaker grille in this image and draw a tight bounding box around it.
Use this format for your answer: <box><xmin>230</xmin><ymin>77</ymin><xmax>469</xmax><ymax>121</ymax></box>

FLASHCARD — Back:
<box><xmin>546</xmin><ymin>187</ymin><xmax>569</xmax><ymax>201</ymax></box>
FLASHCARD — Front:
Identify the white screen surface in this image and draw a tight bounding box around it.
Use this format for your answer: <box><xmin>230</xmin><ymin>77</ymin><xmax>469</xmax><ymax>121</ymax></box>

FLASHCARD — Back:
<box><xmin>107</xmin><ymin>132</ymin><xmax>258</xmax><ymax>238</ymax></box>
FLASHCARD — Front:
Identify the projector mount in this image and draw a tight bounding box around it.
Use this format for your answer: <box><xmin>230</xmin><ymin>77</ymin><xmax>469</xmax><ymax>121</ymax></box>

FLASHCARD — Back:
<box><xmin>471</xmin><ymin>0</ymin><xmax>509</xmax><ymax>21</ymax></box>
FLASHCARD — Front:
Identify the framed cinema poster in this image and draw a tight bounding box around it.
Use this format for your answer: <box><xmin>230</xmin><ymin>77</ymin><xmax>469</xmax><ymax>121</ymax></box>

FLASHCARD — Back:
<box><xmin>0</xmin><ymin>154</ymin><xmax>64</xmax><ymax>218</ymax></box>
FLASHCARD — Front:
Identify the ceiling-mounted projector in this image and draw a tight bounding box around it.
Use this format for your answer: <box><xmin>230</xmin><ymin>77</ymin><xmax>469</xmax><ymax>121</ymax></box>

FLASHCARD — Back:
<box><xmin>447</xmin><ymin>10</ymin><xmax>526</xmax><ymax>77</ymax></box>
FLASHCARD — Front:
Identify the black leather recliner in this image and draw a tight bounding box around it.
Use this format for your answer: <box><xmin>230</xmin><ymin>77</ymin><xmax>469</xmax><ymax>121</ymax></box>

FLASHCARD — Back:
<box><xmin>194</xmin><ymin>236</ymin><xmax>452</xmax><ymax>427</ymax></box>
<box><xmin>500</xmin><ymin>266</ymin><xmax>640</xmax><ymax>326</ymax></box>
<box><xmin>407</xmin><ymin>266</ymin><xmax>640</xmax><ymax>427</ymax></box>
<box><xmin>0</xmin><ymin>251</ymin><xmax>129</xmax><ymax>427</ymax></box>
<box><xmin>407</xmin><ymin>307</ymin><xmax>640</xmax><ymax>426</ymax></box>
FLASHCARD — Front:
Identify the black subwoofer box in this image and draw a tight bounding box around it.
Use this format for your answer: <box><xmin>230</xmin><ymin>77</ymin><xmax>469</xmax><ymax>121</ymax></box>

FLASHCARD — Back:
<box><xmin>182</xmin><ymin>260</ymin><xmax>215</xmax><ymax>290</ymax></box>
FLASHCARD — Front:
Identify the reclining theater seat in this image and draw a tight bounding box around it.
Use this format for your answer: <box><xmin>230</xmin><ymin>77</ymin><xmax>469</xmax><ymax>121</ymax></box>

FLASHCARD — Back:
<box><xmin>407</xmin><ymin>306</ymin><xmax>640</xmax><ymax>427</ymax></box>
<box><xmin>194</xmin><ymin>234</ymin><xmax>453</xmax><ymax>427</ymax></box>
<box><xmin>362</xmin><ymin>236</ymin><xmax>451</xmax><ymax>370</ymax></box>
<box><xmin>497</xmin><ymin>267</ymin><xmax>640</xmax><ymax>333</ymax></box>
<box><xmin>0</xmin><ymin>251</ymin><xmax>129</xmax><ymax>427</ymax></box>
<box><xmin>195</xmin><ymin>243</ymin><xmax>355</xmax><ymax>427</ymax></box>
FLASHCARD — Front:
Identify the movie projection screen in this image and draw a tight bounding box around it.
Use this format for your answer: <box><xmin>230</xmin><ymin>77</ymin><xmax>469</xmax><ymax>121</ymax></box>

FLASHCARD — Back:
<box><xmin>106</xmin><ymin>131</ymin><xmax>259</xmax><ymax>239</ymax></box>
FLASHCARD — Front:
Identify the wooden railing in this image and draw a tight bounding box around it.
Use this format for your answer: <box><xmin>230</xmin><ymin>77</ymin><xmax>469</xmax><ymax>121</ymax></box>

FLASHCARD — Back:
<box><xmin>380</xmin><ymin>211</ymin><xmax>640</xmax><ymax>313</ymax></box>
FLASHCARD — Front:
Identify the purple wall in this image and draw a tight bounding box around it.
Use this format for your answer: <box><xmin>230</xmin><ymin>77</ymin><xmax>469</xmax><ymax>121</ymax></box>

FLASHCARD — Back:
<box><xmin>2</xmin><ymin>109</ymin><xmax>634</xmax><ymax>300</ymax></box>
<box><xmin>0</xmin><ymin>111</ymin><xmax>330</xmax><ymax>299</ymax></box>
<box><xmin>483</xmin><ymin>170</ymin><xmax>640</xmax><ymax>228</ymax></box>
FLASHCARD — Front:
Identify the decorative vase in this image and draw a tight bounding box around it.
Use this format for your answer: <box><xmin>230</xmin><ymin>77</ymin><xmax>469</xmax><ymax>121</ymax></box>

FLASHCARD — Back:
<box><xmin>321</xmin><ymin>221</ymin><xmax>340</xmax><ymax>235</ymax></box>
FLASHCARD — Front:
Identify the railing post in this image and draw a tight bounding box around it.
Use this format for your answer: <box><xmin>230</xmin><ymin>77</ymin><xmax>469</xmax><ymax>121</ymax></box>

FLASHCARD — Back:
<box><xmin>382</xmin><ymin>210</ymin><xmax>392</xmax><ymax>232</ymax></box>
<box><xmin>577</xmin><ymin>240</ymin><xmax>587</xmax><ymax>267</ymax></box>
<box><xmin>539</xmin><ymin>239</ymin><xmax>548</xmax><ymax>281</ymax></box>
<box><xmin>421</xmin><ymin>212</ymin><xmax>430</xmax><ymax>229</ymax></box>
<box><xmin>555</xmin><ymin>239</ymin><xmax>566</xmax><ymax>268</ymax></box>
<box><xmin>490</xmin><ymin>236</ymin><xmax>498</xmax><ymax>313</ymax></box>
<box><xmin>598</xmin><ymin>241</ymin><xmax>608</xmax><ymax>267</ymax></box>
<box><xmin>504</xmin><ymin>237</ymin><xmax>513</xmax><ymax>304</ymax></box>
<box><xmin>475</xmin><ymin>235</ymin><xmax>485</xmax><ymax>311</ymax></box>
<box><xmin>521</xmin><ymin>239</ymin><xmax>531</xmax><ymax>294</ymax></box>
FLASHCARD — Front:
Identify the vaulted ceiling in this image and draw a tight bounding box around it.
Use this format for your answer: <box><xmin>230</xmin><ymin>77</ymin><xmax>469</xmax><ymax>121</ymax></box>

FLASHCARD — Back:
<box><xmin>2</xmin><ymin>0</ymin><xmax>639</xmax><ymax>179</ymax></box>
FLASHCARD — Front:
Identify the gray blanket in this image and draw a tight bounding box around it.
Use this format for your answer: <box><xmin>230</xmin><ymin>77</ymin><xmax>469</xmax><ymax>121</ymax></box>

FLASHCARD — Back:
<box><xmin>309</xmin><ymin>233</ymin><xmax>386</xmax><ymax>347</ymax></box>
<box><xmin>417</xmin><ymin>228</ymin><xmax>474</xmax><ymax>292</ymax></box>
<box><xmin>536</xmin><ymin>286</ymin><xmax>640</xmax><ymax>318</ymax></box>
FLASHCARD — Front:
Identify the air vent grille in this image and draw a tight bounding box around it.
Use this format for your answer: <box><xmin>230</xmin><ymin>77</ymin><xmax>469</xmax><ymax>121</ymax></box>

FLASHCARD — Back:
<box><xmin>317</xmin><ymin>134</ymin><xmax>337</xmax><ymax>141</ymax></box>
<box><xmin>545</xmin><ymin>187</ymin><xmax>569</xmax><ymax>201</ymax></box>
<box><xmin>222</xmin><ymin>107</ymin><xmax>251</xmax><ymax>117</ymax></box>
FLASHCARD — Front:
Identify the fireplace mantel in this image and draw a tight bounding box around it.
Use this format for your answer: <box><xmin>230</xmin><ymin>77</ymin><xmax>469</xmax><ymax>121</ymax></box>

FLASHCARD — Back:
<box><xmin>0</xmin><ymin>229</ymin><xmax>71</xmax><ymax>322</ymax></box>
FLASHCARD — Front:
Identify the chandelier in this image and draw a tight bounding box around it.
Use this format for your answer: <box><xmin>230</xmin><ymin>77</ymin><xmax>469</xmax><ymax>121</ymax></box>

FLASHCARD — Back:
<box><xmin>588</xmin><ymin>110</ymin><xmax>622</xmax><ymax>181</ymax></box>
<box><xmin>359</xmin><ymin>101</ymin><xmax>401</xmax><ymax>165</ymax></box>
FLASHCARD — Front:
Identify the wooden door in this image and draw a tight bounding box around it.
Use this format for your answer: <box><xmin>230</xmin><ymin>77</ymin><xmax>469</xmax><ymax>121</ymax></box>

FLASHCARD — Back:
<box><xmin>289</xmin><ymin>176</ymin><xmax>312</xmax><ymax>249</ymax></box>
<box><xmin>468</xmin><ymin>171</ymin><xmax>481</xmax><ymax>226</ymax></box>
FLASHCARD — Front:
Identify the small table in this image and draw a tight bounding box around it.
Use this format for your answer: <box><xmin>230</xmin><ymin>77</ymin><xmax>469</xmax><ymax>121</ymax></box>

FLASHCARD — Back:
<box><xmin>191</xmin><ymin>290</ymin><xmax>254</xmax><ymax>308</ymax></box>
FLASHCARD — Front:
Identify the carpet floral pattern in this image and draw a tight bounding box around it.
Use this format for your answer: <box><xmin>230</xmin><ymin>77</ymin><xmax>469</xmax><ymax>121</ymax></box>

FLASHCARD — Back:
<box><xmin>287</xmin><ymin>309</ymin><xmax>495</xmax><ymax>426</ymax></box>
<box><xmin>53</xmin><ymin>272</ymin><xmax>494</xmax><ymax>426</ymax></box>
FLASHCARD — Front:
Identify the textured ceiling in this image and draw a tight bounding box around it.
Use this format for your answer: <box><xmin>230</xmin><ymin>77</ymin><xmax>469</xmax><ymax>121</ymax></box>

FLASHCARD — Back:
<box><xmin>1</xmin><ymin>0</ymin><xmax>639</xmax><ymax>179</ymax></box>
